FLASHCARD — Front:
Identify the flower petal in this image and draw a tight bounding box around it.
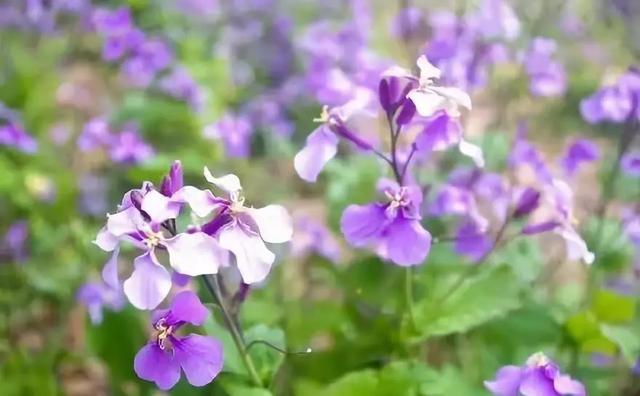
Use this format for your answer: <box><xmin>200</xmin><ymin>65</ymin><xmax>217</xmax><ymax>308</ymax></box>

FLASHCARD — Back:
<box><xmin>164</xmin><ymin>232</ymin><xmax>224</xmax><ymax>276</ymax></box>
<box><xmin>382</xmin><ymin>218</ymin><xmax>431</xmax><ymax>266</ymax></box>
<box><xmin>416</xmin><ymin>55</ymin><xmax>442</xmax><ymax>81</ymax></box>
<box><xmin>106</xmin><ymin>206</ymin><xmax>141</xmax><ymax>237</ymax></box>
<box><xmin>101</xmin><ymin>247</ymin><xmax>120</xmax><ymax>290</ymax></box>
<box><xmin>169</xmin><ymin>291</ymin><xmax>209</xmax><ymax>326</ymax></box>
<box><xmin>340</xmin><ymin>203</ymin><xmax>388</xmax><ymax>247</ymax></box>
<box><xmin>459</xmin><ymin>139</ymin><xmax>485</xmax><ymax>167</ymax></box>
<box><xmin>484</xmin><ymin>365</ymin><xmax>523</xmax><ymax>396</ymax></box>
<box><xmin>203</xmin><ymin>167</ymin><xmax>242</xmax><ymax>193</ymax></box>
<box><xmin>172</xmin><ymin>186</ymin><xmax>224</xmax><ymax>218</ymax></box>
<box><xmin>94</xmin><ymin>226</ymin><xmax>119</xmax><ymax>252</ymax></box>
<box><xmin>141</xmin><ymin>189</ymin><xmax>181</xmax><ymax>224</ymax></box>
<box><xmin>430</xmin><ymin>85</ymin><xmax>473</xmax><ymax>110</ymax></box>
<box><xmin>554</xmin><ymin>374</ymin><xmax>586</xmax><ymax>396</ymax></box>
<box><xmin>293</xmin><ymin>126</ymin><xmax>339</xmax><ymax>182</ymax></box>
<box><xmin>123</xmin><ymin>251</ymin><xmax>172</xmax><ymax>310</ymax></box>
<box><xmin>519</xmin><ymin>367</ymin><xmax>557</xmax><ymax>396</ymax></box>
<box><xmin>218</xmin><ymin>225</ymin><xmax>275</xmax><ymax>284</ymax></box>
<box><xmin>407</xmin><ymin>89</ymin><xmax>446</xmax><ymax>117</ymax></box>
<box><xmin>247</xmin><ymin>205</ymin><xmax>293</xmax><ymax>244</ymax></box>
<box><xmin>174</xmin><ymin>334</ymin><xmax>223</xmax><ymax>387</ymax></box>
<box><xmin>134</xmin><ymin>343</ymin><xmax>181</xmax><ymax>390</ymax></box>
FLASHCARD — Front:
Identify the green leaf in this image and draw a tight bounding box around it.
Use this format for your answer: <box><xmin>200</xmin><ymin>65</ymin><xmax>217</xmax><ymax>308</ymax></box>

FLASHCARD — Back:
<box><xmin>203</xmin><ymin>316</ymin><xmax>246</xmax><ymax>375</ymax></box>
<box><xmin>592</xmin><ymin>290</ymin><xmax>636</xmax><ymax>323</ymax></box>
<box><xmin>219</xmin><ymin>377</ymin><xmax>274</xmax><ymax>396</ymax></box>
<box><xmin>601</xmin><ymin>324</ymin><xmax>640</xmax><ymax>365</ymax></box>
<box><xmin>244</xmin><ymin>324</ymin><xmax>286</xmax><ymax>383</ymax></box>
<box><xmin>316</xmin><ymin>370</ymin><xmax>380</xmax><ymax>396</ymax></box>
<box><xmin>413</xmin><ymin>266</ymin><xmax>522</xmax><ymax>340</ymax></box>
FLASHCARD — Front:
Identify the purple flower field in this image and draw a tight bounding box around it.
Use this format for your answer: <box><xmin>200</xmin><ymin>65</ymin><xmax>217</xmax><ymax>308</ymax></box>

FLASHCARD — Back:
<box><xmin>1</xmin><ymin>1</ymin><xmax>640</xmax><ymax>395</ymax></box>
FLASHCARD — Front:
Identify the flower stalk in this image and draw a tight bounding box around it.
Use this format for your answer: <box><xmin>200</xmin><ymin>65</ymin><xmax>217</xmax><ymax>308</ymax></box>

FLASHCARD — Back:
<box><xmin>201</xmin><ymin>274</ymin><xmax>263</xmax><ymax>388</ymax></box>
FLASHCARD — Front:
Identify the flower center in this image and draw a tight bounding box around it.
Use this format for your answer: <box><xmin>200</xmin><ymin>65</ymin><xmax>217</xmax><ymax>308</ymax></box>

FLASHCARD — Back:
<box><xmin>312</xmin><ymin>105</ymin><xmax>330</xmax><ymax>124</ymax></box>
<box><xmin>154</xmin><ymin>318</ymin><xmax>174</xmax><ymax>350</ymax></box>
<box><xmin>144</xmin><ymin>230</ymin><xmax>164</xmax><ymax>248</ymax></box>
<box><xmin>229</xmin><ymin>191</ymin><xmax>246</xmax><ymax>213</ymax></box>
<box><xmin>526</xmin><ymin>352</ymin><xmax>550</xmax><ymax>367</ymax></box>
<box><xmin>385</xmin><ymin>187</ymin><xmax>411</xmax><ymax>210</ymax></box>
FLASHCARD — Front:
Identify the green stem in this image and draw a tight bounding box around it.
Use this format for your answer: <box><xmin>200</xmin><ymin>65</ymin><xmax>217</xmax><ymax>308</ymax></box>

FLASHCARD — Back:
<box><xmin>202</xmin><ymin>275</ymin><xmax>263</xmax><ymax>388</ymax></box>
<box><xmin>405</xmin><ymin>266</ymin><xmax>417</xmax><ymax>331</ymax></box>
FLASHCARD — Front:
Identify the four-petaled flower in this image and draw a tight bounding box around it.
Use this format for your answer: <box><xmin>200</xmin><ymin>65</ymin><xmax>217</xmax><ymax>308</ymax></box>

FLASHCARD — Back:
<box><xmin>95</xmin><ymin>182</ymin><xmax>226</xmax><ymax>310</ymax></box>
<box><xmin>174</xmin><ymin>167</ymin><xmax>293</xmax><ymax>284</ymax></box>
<box><xmin>134</xmin><ymin>291</ymin><xmax>223</xmax><ymax>390</ymax></box>
<box><xmin>340</xmin><ymin>179</ymin><xmax>431</xmax><ymax>266</ymax></box>
<box><xmin>386</xmin><ymin>55</ymin><xmax>472</xmax><ymax>117</ymax></box>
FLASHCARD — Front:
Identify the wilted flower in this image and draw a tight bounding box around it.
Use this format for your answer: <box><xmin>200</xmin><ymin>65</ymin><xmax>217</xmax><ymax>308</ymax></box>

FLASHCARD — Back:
<box><xmin>341</xmin><ymin>179</ymin><xmax>431</xmax><ymax>266</ymax></box>
<box><xmin>134</xmin><ymin>291</ymin><xmax>223</xmax><ymax>390</ymax></box>
<box><xmin>485</xmin><ymin>352</ymin><xmax>586</xmax><ymax>396</ymax></box>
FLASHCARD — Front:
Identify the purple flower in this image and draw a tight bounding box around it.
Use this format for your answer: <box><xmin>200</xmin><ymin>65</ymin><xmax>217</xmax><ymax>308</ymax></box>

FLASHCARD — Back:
<box><xmin>161</xmin><ymin>161</ymin><xmax>184</xmax><ymax>198</ymax></box>
<box><xmin>291</xmin><ymin>217</ymin><xmax>341</xmax><ymax>263</ymax></box>
<box><xmin>340</xmin><ymin>179</ymin><xmax>431</xmax><ymax>266</ymax></box>
<box><xmin>78</xmin><ymin>173</ymin><xmax>109</xmax><ymax>216</ymax></box>
<box><xmin>454</xmin><ymin>221</ymin><xmax>492</xmax><ymax>262</ymax></box>
<box><xmin>471</xmin><ymin>0</ymin><xmax>521</xmax><ymax>41</ymax></box>
<box><xmin>413</xmin><ymin>110</ymin><xmax>484</xmax><ymax>167</ymax></box>
<box><xmin>294</xmin><ymin>91</ymin><xmax>376</xmax><ymax>182</ymax></box>
<box><xmin>386</xmin><ymin>56</ymin><xmax>472</xmax><ymax>118</ymax></box>
<box><xmin>172</xmin><ymin>167</ymin><xmax>293</xmax><ymax>284</ymax></box>
<box><xmin>560</xmin><ymin>139</ymin><xmax>600</xmax><ymax>176</ymax></box>
<box><xmin>523</xmin><ymin>38</ymin><xmax>567</xmax><ymax>97</ymax></box>
<box><xmin>389</xmin><ymin>7</ymin><xmax>428</xmax><ymax>41</ymax></box>
<box><xmin>580</xmin><ymin>70</ymin><xmax>640</xmax><ymax>124</ymax></box>
<box><xmin>108</xmin><ymin>126</ymin><xmax>154</xmax><ymax>164</ymax></box>
<box><xmin>621</xmin><ymin>151</ymin><xmax>640</xmax><ymax>177</ymax></box>
<box><xmin>95</xmin><ymin>182</ymin><xmax>227</xmax><ymax>309</ymax></box>
<box><xmin>159</xmin><ymin>67</ymin><xmax>204</xmax><ymax>110</ymax></box>
<box><xmin>485</xmin><ymin>352</ymin><xmax>586</xmax><ymax>396</ymax></box>
<box><xmin>93</xmin><ymin>7</ymin><xmax>144</xmax><ymax>62</ymax></box>
<box><xmin>0</xmin><ymin>122</ymin><xmax>37</xmax><ymax>153</ymax></box>
<box><xmin>513</xmin><ymin>187</ymin><xmax>541</xmax><ymax>218</ymax></box>
<box><xmin>77</xmin><ymin>279</ymin><xmax>125</xmax><ymax>324</ymax></box>
<box><xmin>134</xmin><ymin>291</ymin><xmax>223</xmax><ymax>390</ymax></box>
<box><xmin>509</xmin><ymin>128</ymin><xmax>553</xmax><ymax>184</ymax></box>
<box><xmin>1</xmin><ymin>221</ymin><xmax>29</xmax><ymax>263</ymax></box>
<box><xmin>77</xmin><ymin>118</ymin><xmax>112</xmax><ymax>151</ymax></box>
<box><xmin>204</xmin><ymin>113</ymin><xmax>254</xmax><ymax>158</ymax></box>
<box><xmin>429</xmin><ymin>184</ymin><xmax>489</xmax><ymax>231</ymax></box>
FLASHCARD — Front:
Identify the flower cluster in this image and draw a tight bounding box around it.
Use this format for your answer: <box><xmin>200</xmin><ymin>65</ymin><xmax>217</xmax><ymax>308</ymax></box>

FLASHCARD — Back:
<box><xmin>580</xmin><ymin>68</ymin><xmax>640</xmax><ymax>124</ymax></box>
<box><xmin>77</xmin><ymin>118</ymin><xmax>154</xmax><ymax>165</ymax></box>
<box><xmin>295</xmin><ymin>55</ymin><xmax>476</xmax><ymax>266</ymax></box>
<box><xmin>92</xmin><ymin>7</ymin><xmax>203</xmax><ymax>109</ymax></box>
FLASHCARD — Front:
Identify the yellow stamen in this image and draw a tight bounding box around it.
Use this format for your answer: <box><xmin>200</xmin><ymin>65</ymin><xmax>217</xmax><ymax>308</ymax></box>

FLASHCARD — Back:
<box><xmin>312</xmin><ymin>105</ymin><xmax>330</xmax><ymax>123</ymax></box>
